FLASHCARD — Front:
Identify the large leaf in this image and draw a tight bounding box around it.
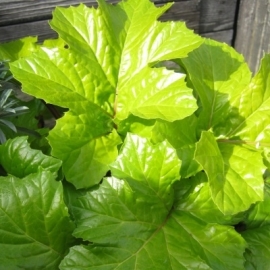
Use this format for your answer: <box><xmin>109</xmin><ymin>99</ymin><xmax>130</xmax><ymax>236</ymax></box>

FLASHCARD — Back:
<box><xmin>0</xmin><ymin>170</ymin><xmax>75</xmax><ymax>269</ymax></box>
<box><xmin>215</xmin><ymin>54</ymin><xmax>270</xmax><ymax>144</ymax></box>
<box><xmin>195</xmin><ymin>131</ymin><xmax>265</xmax><ymax>215</ymax></box>
<box><xmin>179</xmin><ymin>39</ymin><xmax>251</xmax><ymax>132</ymax></box>
<box><xmin>0</xmin><ymin>136</ymin><xmax>61</xmax><ymax>178</ymax></box>
<box><xmin>242</xmin><ymin>226</ymin><xmax>270</xmax><ymax>270</ymax></box>
<box><xmin>10</xmin><ymin>0</ymin><xmax>202</xmax><ymax>188</ymax></box>
<box><xmin>61</xmin><ymin>134</ymin><xmax>246</xmax><ymax>269</ymax></box>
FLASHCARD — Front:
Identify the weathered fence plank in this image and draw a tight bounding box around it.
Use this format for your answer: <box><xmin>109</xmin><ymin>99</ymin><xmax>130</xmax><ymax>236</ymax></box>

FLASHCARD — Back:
<box><xmin>0</xmin><ymin>0</ymin><xmax>116</xmax><ymax>26</ymax></box>
<box><xmin>160</xmin><ymin>1</ymin><xmax>200</xmax><ymax>31</ymax></box>
<box><xmin>234</xmin><ymin>0</ymin><xmax>270</xmax><ymax>73</ymax></box>
<box><xmin>0</xmin><ymin>1</ymin><xmax>199</xmax><ymax>43</ymax></box>
<box><xmin>1</xmin><ymin>21</ymin><xmax>56</xmax><ymax>43</ymax></box>
<box><xmin>0</xmin><ymin>0</ymin><xmax>238</xmax><ymax>44</ymax></box>
<box><xmin>199</xmin><ymin>0</ymin><xmax>238</xmax><ymax>45</ymax></box>
<box><xmin>199</xmin><ymin>0</ymin><xmax>238</xmax><ymax>33</ymax></box>
<box><xmin>0</xmin><ymin>0</ymin><xmax>189</xmax><ymax>26</ymax></box>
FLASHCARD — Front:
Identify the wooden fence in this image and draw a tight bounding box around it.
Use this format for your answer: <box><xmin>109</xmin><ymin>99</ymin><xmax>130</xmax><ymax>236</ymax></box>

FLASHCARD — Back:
<box><xmin>0</xmin><ymin>0</ymin><xmax>269</xmax><ymax>72</ymax></box>
<box><xmin>234</xmin><ymin>0</ymin><xmax>270</xmax><ymax>73</ymax></box>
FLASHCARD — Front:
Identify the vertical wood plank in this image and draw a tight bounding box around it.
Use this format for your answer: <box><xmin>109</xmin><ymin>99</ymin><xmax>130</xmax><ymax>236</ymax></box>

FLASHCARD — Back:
<box><xmin>199</xmin><ymin>0</ymin><xmax>238</xmax><ymax>33</ymax></box>
<box><xmin>234</xmin><ymin>0</ymin><xmax>270</xmax><ymax>73</ymax></box>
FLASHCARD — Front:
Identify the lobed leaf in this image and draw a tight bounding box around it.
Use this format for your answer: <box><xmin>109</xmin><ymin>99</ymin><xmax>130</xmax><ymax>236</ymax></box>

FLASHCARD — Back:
<box><xmin>61</xmin><ymin>176</ymin><xmax>246</xmax><ymax>270</ymax></box>
<box><xmin>219</xmin><ymin>54</ymin><xmax>270</xmax><ymax>146</ymax></box>
<box><xmin>0</xmin><ymin>170</ymin><xmax>75</xmax><ymax>269</ymax></box>
<box><xmin>10</xmin><ymin>0</ymin><xmax>203</xmax><ymax>188</ymax></box>
<box><xmin>61</xmin><ymin>134</ymin><xmax>246</xmax><ymax>269</ymax></box>
<box><xmin>110</xmin><ymin>133</ymin><xmax>181</xmax><ymax>209</ymax></box>
<box><xmin>49</xmin><ymin>117</ymin><xmax>121</xmax><ymax>189</ymax></box>
<box><xmin>179</xmin><ymin>39</ymin><xmax>251</xmax><ymax>132</ymax></box>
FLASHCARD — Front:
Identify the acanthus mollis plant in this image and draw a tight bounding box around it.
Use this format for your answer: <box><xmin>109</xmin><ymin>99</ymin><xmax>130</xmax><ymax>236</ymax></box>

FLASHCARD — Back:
<box><xmin>0</xmin><ymin>0</ymin><xmax>268</xmax><ymax>268</ymax></box>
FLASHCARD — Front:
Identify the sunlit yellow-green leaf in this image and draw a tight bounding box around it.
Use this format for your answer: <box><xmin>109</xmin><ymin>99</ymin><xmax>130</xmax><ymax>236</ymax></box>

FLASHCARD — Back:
<box><xmin>10</xmin><ymin>0</ymin><xmax>202</xmax><ymax>188</ymax></box>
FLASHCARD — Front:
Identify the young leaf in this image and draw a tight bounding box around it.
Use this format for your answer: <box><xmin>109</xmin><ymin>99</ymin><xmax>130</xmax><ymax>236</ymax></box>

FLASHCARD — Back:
<box><xmin>61</xmin><ymin>134</ymin><xmax>246</xmax><ymax>269</ymax></box>
<box><xmin>0</xmin><ymin>136</ymin><xmax>62</xmax><ymax>178</ymax></box>
<box><xmin>10</xmin><ymin>0</ymin><xmax>203</xmax><ymax>188</ymax></box>
<box><xmin>195</xmin><ymin>131</ymin><xmax>265</xmax><ymax>215</ymax></box>
<box><xmin>110</xmin><ymin>133</ymin><xmax>181</xmax><ymax>209</ymax></box>
<box><xmin>0</xmin><ymin>170</ymin><xmax>75</xmax><ymax>269</ymax></box>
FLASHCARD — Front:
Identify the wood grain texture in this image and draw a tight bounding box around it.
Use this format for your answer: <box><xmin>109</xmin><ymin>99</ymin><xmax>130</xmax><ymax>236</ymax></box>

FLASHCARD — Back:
<box><xmin>0</xmin><ymin>0</ymin><xmax>187</xmax><ymax>26</ymax></box>
<box><xmin>199</xmin><ymin>0</ymin><xmax>238</xmax><ymax>33</ymax></box>
<box><xmin>159</xmin><ymin>2</ymin><xmax>200</xmax><ymax>31</ymax></box>
<box><xmin>1</xmin><ymin>0</ymin><xmax>114</xmax><ymax>26</ymax></box>
<box><xmin>0</xmin><ymin>0</ymin><xmax>235</xmax><ymax>45</ymax></box>
<box><xmin>0</xmin><ymin>21</ymin><xmax>57</xmax><ymax>43</ymax></box>
<box><xmin>0</xmin><ymin>1</ymin><xmax>200</xmax><ymax>43</ymax></box>
<box><xmin>234</xmin><ymin>0</ymin><xmax>270</xmax><ymax>73</ymax></box>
